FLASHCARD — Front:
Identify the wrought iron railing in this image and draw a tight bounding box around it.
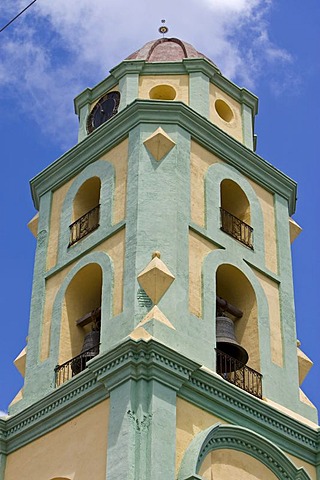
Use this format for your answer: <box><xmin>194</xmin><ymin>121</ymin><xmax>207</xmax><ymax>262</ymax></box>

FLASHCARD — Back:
<box><xmin>68</xmin><ymin>205</ymin><xmax>100</xmax><ymax>247</ymax></box>
<box><xmin>220</xmin><ymin>208</ymin><xmax>253</xmax><ymax>249</ymax></box>
<box><xmin>55</xmin><ymin>344</ymin><xmax>100</xmax><ymax>387</ymax></box>
<box><xmin>216</xmin><ymin>349</ymin><xmax>262</xmax><ymax>399</ymax></box>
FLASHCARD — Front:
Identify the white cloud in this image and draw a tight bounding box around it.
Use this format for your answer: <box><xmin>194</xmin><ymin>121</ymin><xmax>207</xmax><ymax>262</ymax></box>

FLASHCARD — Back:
<box><xmin>0</xmin><ymin>0</ymin><xmax>294</xmax><ymax>146</ymax></box>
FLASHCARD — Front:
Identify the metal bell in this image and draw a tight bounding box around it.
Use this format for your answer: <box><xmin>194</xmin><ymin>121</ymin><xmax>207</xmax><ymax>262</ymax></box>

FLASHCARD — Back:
<box><xmin>80</xmin><ymin>330</ymin><xmax>100</xmax><ymax>356</ymax></box>
<box><xmin>71</xmin><ymin>330</ymin><xmax>100</xmax><ymax>375</ymax></box>
<box><xmin>216</xmin><ymin>315</ymin><xmax>248</xmax><ymax>372</ymax></box>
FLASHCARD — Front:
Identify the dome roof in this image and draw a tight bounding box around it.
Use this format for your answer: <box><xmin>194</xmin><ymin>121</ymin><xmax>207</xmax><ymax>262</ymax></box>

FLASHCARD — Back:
<box><xmin>126</xmin><ymin>37</ymin><xmax>215</xmax><ymax>65</ymax></box>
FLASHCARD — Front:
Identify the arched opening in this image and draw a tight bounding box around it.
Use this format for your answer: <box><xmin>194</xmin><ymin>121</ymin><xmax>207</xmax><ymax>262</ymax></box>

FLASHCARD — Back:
<box><xmin>220</xmin><ymin>179</ymin><xmax>253</xmax><ymax>249</ymax></box>
<box><xmin>69</xmin><ymin>177</ymin><xmax>101</xmax><ymax>246</ymax></box>
<box><xmin>216</xmin><ymin>264</ymin><xmax>261</xmax><ymax>397</ymax></box>
<box><xmin>149</xmin><ymin>84</ymin><xmax>176</xmax><ymax>100</ymax></box>
<box><xmin>57</xmin><ymin>263</ymin><xmax>102</xmax><ymax>385</ymax></box>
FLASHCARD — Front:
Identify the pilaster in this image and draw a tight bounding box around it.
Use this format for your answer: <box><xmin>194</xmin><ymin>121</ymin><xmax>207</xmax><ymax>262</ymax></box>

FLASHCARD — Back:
<box><xmin>189</xmin><ymin>72</ymin><xmax>210</xmax><ymax>119</ymax></box>
<box><xmin>242</xmin><ymin>103</ymin><xmax>254</xmax><ymax>150</ymax></box>
<box><xmin>0</xmin><ymin>454</ymin><xmax>6</xmax><ymax>480</ymax></box>
<box><xmin>119</xmin><ymin>74</ymin><xmax>139</xmax><ymax>111</ymax></box>
<box><xmin>77</xmin><ymin>103</ymin><xmax>90</xmax><ymax>143</ymax></box>
<box><xmin>106</xmin><ymin>380</ymin><xmax>137</xmax><ymax>480</ymax></box>
<box><xmin>10</xmin><ymin>191</ymin><xmax>53</xmax><ymax>414</ymax></box>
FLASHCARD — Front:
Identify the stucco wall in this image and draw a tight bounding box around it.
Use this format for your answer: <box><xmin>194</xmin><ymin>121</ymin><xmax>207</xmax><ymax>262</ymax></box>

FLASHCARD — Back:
<box><xmin>4</xmin><ymin>400</ymin><xmax>109</xmax><ymax>480</ymax></box>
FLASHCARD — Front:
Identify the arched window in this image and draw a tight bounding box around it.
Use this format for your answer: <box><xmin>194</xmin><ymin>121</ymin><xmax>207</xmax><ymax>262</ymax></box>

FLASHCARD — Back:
<box><xmin>220</xmin><ymin>179</ymin><xmax>253</xmax><ymax>249</ymax></box>
<box><xmin>55</xmin><ymin>263</ymin><xmax>102</xmax><ymax>386</ymax></box>
<box><xmin>215</xmin><ymin>264</ymin><xmax>262</xmax><ymax>398</ymax></box>
<box><xmin>69</xmin><ymin>177</ymin><xmax>101</xmax><ymax>246</ymax></box>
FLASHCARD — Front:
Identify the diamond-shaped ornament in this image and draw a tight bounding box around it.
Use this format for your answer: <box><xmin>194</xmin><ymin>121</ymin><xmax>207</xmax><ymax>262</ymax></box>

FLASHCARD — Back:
<box><xmin>14</xmin><ymin>345</ymin><xmax>27</xmax><ymax>377</ymax></box>
<box><xmin>143</xmin><ymin>127</ymin><xmax>175</xmax><ymax>161</ymax></box>
<box><xmin>137</xmin><ymin>251</ymin><xmax>175</xmax><ymax>304</ymax></box>
<box><xmin>138</xmin><ymin>305</ymin><xmax>175</xmax><ymax>330</ymax></box>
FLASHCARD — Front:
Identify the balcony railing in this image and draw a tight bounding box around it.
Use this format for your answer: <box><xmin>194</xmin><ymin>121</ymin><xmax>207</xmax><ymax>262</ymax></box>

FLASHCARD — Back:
<box><xmin>55</xmin><ymin>344</ymin><xmax>100</xmax><ymax>387</ymax></box>
<box><xmin>216</xmin><ymin>349</ymin><xmax>262</xmax><ymax>399</ymax></box>
<box><xmin>220</xmin><ymin>208</ymin><xmax>253</xmax><ymax>249</ymax></box>
<box><xmin>68</xmin><ymin>205</ymin><xmax>100</xmax><ymax>247</ymax></box>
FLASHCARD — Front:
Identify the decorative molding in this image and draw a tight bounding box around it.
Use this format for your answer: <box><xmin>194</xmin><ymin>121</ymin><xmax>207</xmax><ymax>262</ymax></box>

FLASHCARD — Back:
<box><xmin>143</xmin><ymin>127</ymin><xmax>176</xmax><ymax>161</ymax></box>
<box><xmin>30</xmin><ymin>101</ymin><xmax>297</xmax><ymax>215</ymax></box>
<box><xmin>180</xmin><ymin>368</ymin><xmax>318</xmax><ymax>463</ymax></box>
<box><xmin>137</xmin><ymin>251</ymin><xmax>175</xmax><ymax>304</ymax></box>
<box><xmin>2</xmin><ymin>370</ymin><xmax>106</xmax><ymax>454</ymax></box>
<box><xmin>127</xmin><ymin>410</ymin><xmax>152</xmax><ymax>433</ymax></box>
<box><xmin>178</xmin><ymin>423</ymin><xmax>312</xmax><ymax>480</ymax></box>
<box><xmin>92</xmin><ymin>339</ymin><xmax>197</xmax><ymax>393</ymax></box>
<box><xmin>1</xmin><ymin>339</ymin><xmax>318</xmax><ymax>464</ymax></box>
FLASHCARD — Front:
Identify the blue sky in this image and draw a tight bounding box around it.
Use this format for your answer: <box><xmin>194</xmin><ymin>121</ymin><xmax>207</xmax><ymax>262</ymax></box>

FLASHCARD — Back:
<box><xmin>0</xmin><ymin>0</ymin><xmax>319</xmax><ymax>416</ymax></box>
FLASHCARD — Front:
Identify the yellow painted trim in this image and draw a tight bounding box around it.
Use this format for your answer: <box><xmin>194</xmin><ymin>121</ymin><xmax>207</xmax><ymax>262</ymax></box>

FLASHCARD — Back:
<box><xmin>248</xmin><ymin>180</ymin><xmax>278</xmax><ymax>274</ymax></box>
<box><xmin>41</xmin><ymin>265</ymin><xmax>73</xmax><ymax>361</ymax></box>
<box><xmin>189</xmin><ymin>229</ymin><xmax>218</xmax><ymax>317</ymax></box>
<box><xmin>190</xmin><ymin>140</ymin><xmax>221</xmax><ymax>227</ymax></box>
<box><xmin>94</xmin><ymin>227</ymin><xmax>125</xmax><ymax>316</ymax></box>
<box><xmin>253</xmin><ymin>269</ymin><xmax>283</xmax><ymax>367</ymax></box>
<box><xmin>47</xmin><ymin>179</ymin><xmax>74</xmax><ymax>271</ymax></box>
<box><xmin>101</xmin><ymin>138</ymin><xmax>128</xmax><ymax>224</ymax></box>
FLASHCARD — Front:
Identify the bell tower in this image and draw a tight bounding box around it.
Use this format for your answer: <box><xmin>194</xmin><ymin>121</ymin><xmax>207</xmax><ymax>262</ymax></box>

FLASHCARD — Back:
<box><xmin>1</xmin><ymin>35</ymin><xmax>319</xmax><ymax>480</ymax></box>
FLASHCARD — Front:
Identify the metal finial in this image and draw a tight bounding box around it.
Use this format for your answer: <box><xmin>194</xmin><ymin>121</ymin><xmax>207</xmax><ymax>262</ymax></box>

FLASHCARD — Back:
<box><xmin>158</xmin><ymin>19</ymin><xmax>168</xmax><ymax>37</ymax></box>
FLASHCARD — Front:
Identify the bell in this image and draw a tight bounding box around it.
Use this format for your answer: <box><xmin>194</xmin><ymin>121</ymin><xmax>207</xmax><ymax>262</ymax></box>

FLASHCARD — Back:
<box><xmin>216</xmin><ymin>315</ymin><xmax>248</xmax><ymax>373</ymax></box>
<box><xmin>71</xmin><ymin>330</ymin><xmax>100</xmax><ymax>375</ymax></box>
<box><xmin>80</xmin><ymin>330</ymin><xmax>100</xmax><ymax>355</ymax></box>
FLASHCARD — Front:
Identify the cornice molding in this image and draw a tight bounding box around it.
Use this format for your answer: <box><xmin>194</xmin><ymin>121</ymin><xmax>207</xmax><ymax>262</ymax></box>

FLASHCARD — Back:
<box><xmin>110</xmin><ymin>59</ymin><xmax>145</xmax><ymax>79</ymax></box>
<box><xmin>92</xmin><ymin>338</ymin><xmax>198</xmax><ymax>392</ymax></box>
<box><xmin>74</xmin><ymin>77</ymin><xmax>119</xmax><ymax>115</ymax></box>
<box><xmin>2</xmin><ymin>371</ymin><xmax>106</xmax><ymax>454</ymax></box>
<box><xmin>30</xmin><ymin>100</ymin><xmax>297</xmax><ymax>214</ymax></box>
<box><xmin>0</xmin><ymin>339</ymin><xmax>318</xmax><ymax>461</ymax></box>
<box><xmin>181</xmin><ymin>368</ymin><xmax>318</xmax><ymax>464</ymax></box>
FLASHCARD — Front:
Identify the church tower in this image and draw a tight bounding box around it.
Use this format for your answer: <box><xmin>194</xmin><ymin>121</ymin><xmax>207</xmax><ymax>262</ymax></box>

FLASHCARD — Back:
<box><xmin>1</xmin><ymin>35</ymin><xmax>319</xmax><ymax>480</ymax></box>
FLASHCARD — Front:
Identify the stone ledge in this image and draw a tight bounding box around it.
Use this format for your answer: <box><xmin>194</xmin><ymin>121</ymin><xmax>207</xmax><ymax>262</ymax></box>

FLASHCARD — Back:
<box><xmin>1</xmin><ymin>338</ymin><xmax>318</xmax><ymax>463</ymax></box>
